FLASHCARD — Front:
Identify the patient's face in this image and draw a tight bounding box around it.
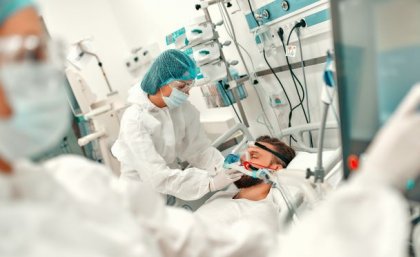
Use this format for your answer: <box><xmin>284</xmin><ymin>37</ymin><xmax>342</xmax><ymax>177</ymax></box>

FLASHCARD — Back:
<box><xmin>241</xmin><ymin>142</ymin><xmax>281</xmax><ymax>170</ymax></box>
<box><xmin>235</xmin><ymin>142</ymin><xmax>282</xmax><ymax>189</ymax></box>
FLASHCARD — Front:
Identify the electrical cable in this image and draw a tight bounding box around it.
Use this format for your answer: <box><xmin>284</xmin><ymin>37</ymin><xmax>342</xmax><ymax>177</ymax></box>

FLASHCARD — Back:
<box><xmin>263</xmin><ymin>49</ymin><xmax>298</xmax><ymax>144</ymax></box>
<box><xmin>281</xmin><ymin>26</ymin><xmax>309</xmax><ymax>123</ymax></box>
<box><xmin>295</xmin><ymin>27</ymin><xmax>314</xmax><ymax>147</ymax></box>
<box><xmin>278</xmin><ymin>31</ymin><xmax>306</xmax><ymax>139</ymax></box>
<box><xmin>262</xmin><ymin>50</ymin><xmax>293</xmax><ymax>125</ymax></box>
<box><xmin>296</xmin><ymin>27</ymin><xmax>311</xmax><ymax>124</ymax></box>
<box><xmin>247</xmin><ymin>0</ymin><xmax>297</xmax><ymax>144</ymax></box>
<box><xmin>281</xmin><ymin>39</ymin><xmax>306</xmax><ymax>115</ymax></box>
<box><xmin>278</xmin><ymin>25</ymin><xmax>315</xmax><ymax>146</ymax></box>
<box><xmin>286</xmin><ymin>25</ymin><xmax>308</xmax><ymax>108</ymax></box>
<box><xmin>247</xmin><ymin>0</ymin><xmax>259</xmax><ymax>27</ymax></box>
<box><xmin>286</xmin><ymin>25</ymin><xmax>307</xmax><ymax>110</ymax></box>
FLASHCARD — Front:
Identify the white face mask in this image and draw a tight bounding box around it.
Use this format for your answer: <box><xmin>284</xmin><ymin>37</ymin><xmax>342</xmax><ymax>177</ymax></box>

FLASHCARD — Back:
<box><xmin>162</xmin><ymin>88</ymin><xmax>189</xmax><ymax>109</ymax></box>
<box><xmin>0</xmin><ymin>62</ymin><xmax>71</xmax><ymax>161</ymax></box>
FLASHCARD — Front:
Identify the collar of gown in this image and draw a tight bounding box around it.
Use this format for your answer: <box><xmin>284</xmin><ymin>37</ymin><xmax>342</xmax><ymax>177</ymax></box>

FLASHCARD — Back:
<box><xmin>127</xmin><ymin>85</ymin><xmax>167</xmax><ymax>112</ymax></box>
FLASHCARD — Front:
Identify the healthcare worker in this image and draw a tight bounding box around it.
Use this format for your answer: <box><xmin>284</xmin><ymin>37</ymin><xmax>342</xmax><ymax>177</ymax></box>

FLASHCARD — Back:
<box><xmin>0</xmin><ymin>1</ymin><xmax>162</xmax><ymax>256</ymax></box>
<box><xmin>111</xmin><ymin>49</ymin><xmax>242</xmax><ymax>200</ymax></box>
<box><xmin>0</xmin><ymin>2</ymin><xmax>273</xmax><ymax>256</ymax></box>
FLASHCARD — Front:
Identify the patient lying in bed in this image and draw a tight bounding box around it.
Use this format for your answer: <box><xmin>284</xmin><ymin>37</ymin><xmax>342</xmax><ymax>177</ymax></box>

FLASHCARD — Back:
<box><xmin>194</xmin><ymin>136</ymin><xmax>296</xmax><ymax>231</ymax></box>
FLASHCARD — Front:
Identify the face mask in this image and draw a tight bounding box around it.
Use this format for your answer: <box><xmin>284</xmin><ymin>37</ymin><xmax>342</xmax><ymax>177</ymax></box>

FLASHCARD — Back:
<box><xmin>0</xmin><ymin>62</ymin><xmax>71</xmax><ymax>161</ymax></box>
<box><xmin>162</xmin><ymin>88</ymin><xmax>189</xmax><ymax>109</ymax></box>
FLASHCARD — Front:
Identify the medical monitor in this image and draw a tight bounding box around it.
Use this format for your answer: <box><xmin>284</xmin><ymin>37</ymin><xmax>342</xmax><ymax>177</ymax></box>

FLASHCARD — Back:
<box><xmin>330</xmin><ymin>0</ymin><xmax>420</xmax><ymax>178</ymax></box>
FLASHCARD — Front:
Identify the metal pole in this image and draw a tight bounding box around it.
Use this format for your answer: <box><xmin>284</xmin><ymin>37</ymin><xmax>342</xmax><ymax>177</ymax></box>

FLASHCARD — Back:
<box><xmin>83</xmin><ymin>50</ymin><xmax>117</xmax><ymax>95</ymax></box>
<box><xmin>297</xmin><ymin>29</ymin><xmax>310</xmax><ymax>122</ymax></box>
<box><xmin>201</xmin><ymin>6</ymin><xmax>249</xmax><ymax>127</ymax></box>
<box><xmin>314</xmin><ymin>102</ymin><xmax>329</xmax><ymax>183</ymax></box>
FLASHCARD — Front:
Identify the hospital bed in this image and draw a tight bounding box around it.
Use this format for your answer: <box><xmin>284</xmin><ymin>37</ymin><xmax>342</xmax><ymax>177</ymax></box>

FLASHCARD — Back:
<box><xmin>216</xmin><ymin>123</ymin><xmax>342</xmax><ymax>225</ymax></box>
<box><xmin>170</xmin><ymin>122</ymin><xmax>343</xmax><ymax>225</ymax></box>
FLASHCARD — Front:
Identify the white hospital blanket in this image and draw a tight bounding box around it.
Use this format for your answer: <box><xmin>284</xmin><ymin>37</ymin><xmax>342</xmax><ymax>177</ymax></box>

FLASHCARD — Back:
<box><xmin>195</xmin><ymin>188</ymin><xmax>280</xmax><ymax>232</ymax></box>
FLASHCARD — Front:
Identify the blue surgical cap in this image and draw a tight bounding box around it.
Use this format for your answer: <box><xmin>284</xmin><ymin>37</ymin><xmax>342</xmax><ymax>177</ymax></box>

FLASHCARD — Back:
<box><xmin>0</xmin><ymin>0</ymin><xmax>34</xmax><ymax>25</ymax></box>
<box><xmin>141</xmin><ymin>49</ymin><xmax>197</xmax><ymax>95</ymax></box>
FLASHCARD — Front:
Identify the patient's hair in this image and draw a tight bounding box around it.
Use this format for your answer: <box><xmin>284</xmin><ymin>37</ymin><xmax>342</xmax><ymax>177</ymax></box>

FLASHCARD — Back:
<box><xmin>256</xmin><ymin>135</ymin><xmax>296</xmax><ymax>168</ymax></box>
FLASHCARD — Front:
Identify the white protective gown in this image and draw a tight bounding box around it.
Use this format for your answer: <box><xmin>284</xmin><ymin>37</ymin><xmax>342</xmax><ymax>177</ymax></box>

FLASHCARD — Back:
<box><xmin>194</xmin><ymin>188</ymin><xmax>280</xmax><ymax>232</ymax></box>
<box><xmin>0</xmin><ymin>156</ymin><xmax>161</xmax><ymax>257</ymax></box>
<box><xmin>111</xmin><ymin>87</ymin><xmax>224</xmax><ymax>200</ymax></box>
<box><xmin>0</xmin><ymin>155</ymin><xmax>275</xmax><ymax>257</ymax></box>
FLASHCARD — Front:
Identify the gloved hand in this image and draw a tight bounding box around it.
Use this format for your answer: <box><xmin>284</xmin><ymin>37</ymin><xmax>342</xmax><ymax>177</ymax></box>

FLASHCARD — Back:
<box><xmin>223</xmin><ymin>153</ymin><xmax>240</xmax><ymax>169</ymax></box>
<box><xmin>358</xmin><ymin>84</ymin><xmax>420</xmax><ymax>190</ymax></box>
<box><xmin>209</xmin><ymin>169</ymin><xmax>243</xmax><ymax>192</ymax></box>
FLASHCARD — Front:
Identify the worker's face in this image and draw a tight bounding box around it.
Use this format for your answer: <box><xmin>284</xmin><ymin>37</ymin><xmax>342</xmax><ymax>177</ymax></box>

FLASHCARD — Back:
<box><xmin>235</xmin><ymin>142</ymin><xmax>282</xmax><ymax>188</ymax></box>
<box><xmin>0</xmin><ymin>7</ymin><xmax>44</xmax><ymax>119</ymax></box>
<box><xmin>0</xmin><ymin>6</ymin><xmax>70</xmax><ymax>164</ymax></box>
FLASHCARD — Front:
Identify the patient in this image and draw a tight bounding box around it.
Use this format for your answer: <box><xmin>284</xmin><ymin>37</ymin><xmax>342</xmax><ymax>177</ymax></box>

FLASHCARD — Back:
<box><xmin>194</xmin><ymin>136</ymin><xmax>296</xmax><ymax>231</ymax></box>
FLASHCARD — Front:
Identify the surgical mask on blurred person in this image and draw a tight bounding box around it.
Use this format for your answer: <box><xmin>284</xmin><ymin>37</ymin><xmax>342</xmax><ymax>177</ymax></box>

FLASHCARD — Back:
<box><xmin>0</xmin><ymin>61</ymin><xmax>70</xmax><ymax>161</ymax></box>
<box><xmin>161</xmin><ymin>87</ymin><xmax>189</xmax><ymax>109</ymax></box>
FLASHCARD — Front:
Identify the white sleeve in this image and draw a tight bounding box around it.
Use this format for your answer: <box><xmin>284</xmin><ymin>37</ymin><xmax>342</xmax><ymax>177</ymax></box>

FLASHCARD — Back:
<box><xmin>276</xmin><ymin>174</ymin><xmax>410</xmax><ymax>257</ymax></box>
<box><xmin>179</xmin><ymin>103</ymin><xmax>224</xmax><ymax>172</ymax></box>
<box><xmin>115</xmin><ymin>111</ymin><xmax>213</xmax><ymax>201</ymax></box>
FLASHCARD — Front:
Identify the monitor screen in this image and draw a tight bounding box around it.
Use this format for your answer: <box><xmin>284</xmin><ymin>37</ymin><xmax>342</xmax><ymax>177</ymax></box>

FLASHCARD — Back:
<box><xmin>330</xmin><ymin>0</ymin><xmax>420</xmax><ymax>178</ymax></box>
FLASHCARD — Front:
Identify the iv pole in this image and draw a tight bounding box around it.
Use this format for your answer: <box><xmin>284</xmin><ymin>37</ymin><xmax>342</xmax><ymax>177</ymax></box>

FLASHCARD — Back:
<box><xmin>76</xmin><ymin>41</ymin><xmax>118</xmax><ymax>96</ymax></box>
<box><xmin>197</xmin><ymin>1</ymin><xmax>250</xmax><ymax>127</ymax></box>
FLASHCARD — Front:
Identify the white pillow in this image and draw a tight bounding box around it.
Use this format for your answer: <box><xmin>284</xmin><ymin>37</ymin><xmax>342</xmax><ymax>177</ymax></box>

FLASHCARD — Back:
<box><xmin>287</xmin><ymin>151</ymin><xmax>336</xmax><ymax>170</ymax></box>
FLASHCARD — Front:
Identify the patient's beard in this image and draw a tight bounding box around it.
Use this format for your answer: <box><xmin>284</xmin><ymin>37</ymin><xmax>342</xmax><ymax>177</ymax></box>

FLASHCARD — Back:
<box><xmin>234</xmin><ymin>175</ymin><xmax>263</xmax><ymax>188</ymax></box>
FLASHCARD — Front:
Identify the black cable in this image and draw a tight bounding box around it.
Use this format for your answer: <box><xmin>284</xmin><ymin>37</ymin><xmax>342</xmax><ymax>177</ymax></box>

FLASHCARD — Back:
<box><xmin>279</xmin><ymin>26</ymin><xmax>311</xmax><ymax>128</ymax></box>
<box><xmin>248</xmin><ymin>1</ymin><xmax>296</xmax><ymax>145</ymax></box>
<box><xmin>262</xmin><ymin>50</ymin><xmax>293</xmax><ymax>125</ymax></box>
<box><xmin>292</xmin><ymin>26</ymin><xmax>314</xmax><ymax>147</ymax></box>
<box><xmin>220</xmin><ymin>81</ymin><xmax>243</xmax><ymax>124</ymax></box>
<box><xmin>278</xmin><ymin>33</ymin><xmax>305</xmax><ymax>121</ymax></box>
<box><xmin>286</xmin><ymin>24</ymin><xmax>308</xmax><ymax>110</ymax></box>
<box><xmin>281</xmin><ymin>25</ymin><xmax>307</xmax><ymax>110</ymax></box>
<box><xmin>247</xmin><ymin>0</ymin><xmax>259</xmax><ymax>26</ymax></box>
<box><xmin>294</xmin><ymin>26</ymin><xmax>312</xmax><ymax>125</ymax></box>
<box><xmin>285</xmin><ymin>23</ymin><xmax>314</xmax><ymax>147</ymax></box>
<box><xmin>281</xmin><ymin>26</ymin><xmax>309</xmax><ymax>122</ymax></box>
<box><xmin>283</xmin><ymin>42</ymin><xmax>306</xmax><ymax>112</ymax></box>
<box><xmin>278</xmin><ymin>25</ymin><xmax>312</xmax><ymax>146</ymax></box>
<box><xmin>287</xmin><ymin>25</ymin><xmax>297</xmax><ymax>46</ymax></box>
<box><xmin>262</xmin><ymin>49</ymin><xmax>297</xmax><ymax>144</ymax></box>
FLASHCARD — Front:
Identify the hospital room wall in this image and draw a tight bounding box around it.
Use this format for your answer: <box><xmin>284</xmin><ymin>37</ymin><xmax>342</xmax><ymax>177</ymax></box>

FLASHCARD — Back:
<box><xmin>107</xmin><ymin>0</ymin><xmax>339</xmax><ymax>147</ymax></box>
<box><xmin>37</xmin><ymin>0</ymin><xmax>134</xmax><ymax>101</ymax></box>
<box><xmin>38</xmin><ymin>0</ymin><xmax>339</xmax><ymax>147</ymax></box>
